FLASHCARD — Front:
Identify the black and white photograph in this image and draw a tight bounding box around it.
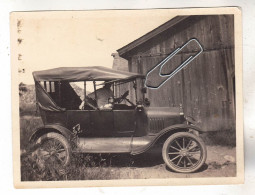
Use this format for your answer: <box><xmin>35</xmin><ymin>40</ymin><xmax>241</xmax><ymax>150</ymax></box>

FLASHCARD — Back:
<box><xmin>11</xmin><ymin>7</ymin><xmax>243</xmax><ymax>187</ymax></box>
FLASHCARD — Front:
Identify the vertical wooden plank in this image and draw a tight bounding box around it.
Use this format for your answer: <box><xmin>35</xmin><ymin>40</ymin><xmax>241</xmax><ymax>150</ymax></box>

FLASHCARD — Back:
<box><xmin>121</xmin><ymin>15</ymin><xmax>235</xmax><ymax>132</ymax></box>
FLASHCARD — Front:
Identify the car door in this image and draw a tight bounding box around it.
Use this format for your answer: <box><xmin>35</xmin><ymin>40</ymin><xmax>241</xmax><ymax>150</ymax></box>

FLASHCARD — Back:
<box><xmin>113</xmin><ymin>109</ymin><xmax>136</xmax><ymax>137</ymax></box>
<box><xmin>89</xmin><ymin>110</ymin><xmax>114</xmax><ymax>137</ymax></box>
<box><xmin>67</xmin><ymin>110</ymin><xmax>91</xmax><ymax>137</ymax></box>
<box><xmin>67</xmin><ymin>110</ymin><xmax>114</xmax><ymax>137</ymax></box>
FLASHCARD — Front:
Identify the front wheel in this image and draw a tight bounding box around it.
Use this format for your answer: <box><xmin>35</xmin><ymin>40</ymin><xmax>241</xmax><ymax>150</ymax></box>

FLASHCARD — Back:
<box><xmin>35</xmin><ymin>132</ymin><xmax>71</xmax><ymax>169</ymax></box>
<box><xmin>162</xmin><ymin>132</ymin><xmax>207</xmax><ymax>173</ymax></box>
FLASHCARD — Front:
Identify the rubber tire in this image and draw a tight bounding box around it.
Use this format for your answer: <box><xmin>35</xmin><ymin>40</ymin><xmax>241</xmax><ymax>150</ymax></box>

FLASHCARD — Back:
<box><xmin>162</xmin><ymin>132</ymin><xmax>207</xmax><ymax>173</ymax></box>
<box><xmin>36</xmin><ymin>132</ymin><xmax>71</xmax><ymax>167</ymax></box>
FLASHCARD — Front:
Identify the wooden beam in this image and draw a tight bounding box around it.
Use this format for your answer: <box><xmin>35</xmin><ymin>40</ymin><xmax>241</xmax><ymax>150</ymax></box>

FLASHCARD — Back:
<box><xmin>117</xmin><ymin>16</ymin><xmax>189</xmax><ymax>57</ymax></box>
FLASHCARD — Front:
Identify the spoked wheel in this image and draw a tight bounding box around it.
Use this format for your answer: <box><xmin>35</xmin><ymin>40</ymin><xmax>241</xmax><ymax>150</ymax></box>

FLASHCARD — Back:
<box><xmin>35</xmin><ymin>132</ymin><xmax>71</xmax><ymax>169</ymax></box>
<box><xmin>162</xmin><ymin>132</ymin><xmax>207</xmax><ymax>173</ymax></box>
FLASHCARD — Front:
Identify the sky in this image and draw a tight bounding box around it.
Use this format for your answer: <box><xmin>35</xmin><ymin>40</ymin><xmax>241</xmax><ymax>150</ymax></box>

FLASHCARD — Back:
<box><xmin>11</xmin><ymin>10</ymin><xmax>177</xmax><ymax>85</ymax></box>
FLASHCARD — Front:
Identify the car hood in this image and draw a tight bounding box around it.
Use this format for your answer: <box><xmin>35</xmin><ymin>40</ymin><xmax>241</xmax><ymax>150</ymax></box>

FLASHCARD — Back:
<box><xmin>144</xmin><ymin>107</ymin><xmax>182</xmax><ymax>118</ymax></box>
<box><xmin>143</xmin><ymin>107</ymin><xmax>185</xmax><ymax>134</ymax></box>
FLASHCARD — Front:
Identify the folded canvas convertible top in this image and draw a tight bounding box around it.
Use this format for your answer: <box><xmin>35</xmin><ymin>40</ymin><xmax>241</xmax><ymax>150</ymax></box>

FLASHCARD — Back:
<box><xmin>33</xmin><ymin>66</ymin><xmax>144</xmax><ymax>82</ymax></box>
<box><xmin>33</xmin><ymin>66</ymin><xmax>144</xmax><ymax>112</ymax></box>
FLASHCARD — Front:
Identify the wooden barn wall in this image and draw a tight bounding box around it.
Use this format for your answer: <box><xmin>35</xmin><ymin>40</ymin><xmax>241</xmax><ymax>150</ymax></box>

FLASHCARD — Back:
<box><xmin>124</xmin><ymin>15</ymin><xmax>235</xmax><ymax>132</ymax></box>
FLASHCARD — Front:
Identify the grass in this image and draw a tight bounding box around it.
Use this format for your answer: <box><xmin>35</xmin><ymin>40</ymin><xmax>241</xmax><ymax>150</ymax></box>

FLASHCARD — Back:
<box><xmin>20</xmin><ymin>116</ymin><xmax>127</xmax><ymax>181</ymax></box>
<box><xmin>21</xmin><ymin>153</ymin><xmax>117</xmax><ymax>181</ymax></box>
<box><xmin>20</xmin><ymin>115</ymin><xmax>237</xmax><ymax>181</ymax></box>
<box><xmin>20</xmin><ymin>115</ymin><xmax>43</xmax><ymax>150</ymax></box>
<box><xmin>19</xmin><ymin>103</ymin><xmax>39</xmax><ymax>116</ymax></box>
<box><xmin>20</xmin><ymin>115</ymin><xmax>236</xmax><ymax>181</ymax></box>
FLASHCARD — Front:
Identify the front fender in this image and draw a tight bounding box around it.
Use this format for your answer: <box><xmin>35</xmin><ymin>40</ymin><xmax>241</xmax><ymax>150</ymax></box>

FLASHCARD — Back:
<box><xmin>29</xmin><ymin>124</ymin><xmax>73</xmax><ymax>143</ymax></box>
<box><xmin>156</xmin><ymin>124</ymin><xmax>204</xmax><ymax>137</ymax></box>
<box><xmin>131</xmin><ymin>124</ymin><xmax>204</xmax><ymax>155</ymax></box>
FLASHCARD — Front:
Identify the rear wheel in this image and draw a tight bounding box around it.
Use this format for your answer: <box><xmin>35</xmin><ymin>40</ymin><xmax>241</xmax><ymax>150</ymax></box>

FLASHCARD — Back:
<box><xmin>35</xmin><ymin>132</ymin><xmax>71</xmax><ymax>169</ymax></box>
<box><xmin>162</xmin><ymin>132</ymin><xmax>207</xmax><ymax>173</ymax></box>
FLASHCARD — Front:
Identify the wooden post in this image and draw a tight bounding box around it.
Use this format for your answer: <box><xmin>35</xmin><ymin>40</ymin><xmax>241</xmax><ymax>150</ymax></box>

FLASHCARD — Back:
<box><xmin>44</xmin><ymin>81</ymin><xmax>46</xmax><ymax>90</ymax></box>
<box><xmin>49</xmin><ymin>81</ymin><xmax>52</xmax><ymax>93</ymax></box>
<box><xmin>141</xmin><ymin>78</ymin><xmax>145</xmax><ymax>101</ymax></box>
<box><xmin>84</xmin><ymin>81</ymin><xmax>86</xmax><ymax>99</ymax></box>
<box><xmin>93</xmin><ymin>81</ymin><xmax>97</xmax><ymax>105</ymax></box>
<box><xmin>58</xmin><ymin>81</ymin><xmax>61</xmax><ymax>106</ymax></box>
<box><xmin>134</xmin><ymin>79</ymin><xmax>137</xmax><ymax>103</ymax></box>
<box><xmin>113</xmin><ymin>82</ymin><xmax>115</xmax><ymax>97</ymax></box>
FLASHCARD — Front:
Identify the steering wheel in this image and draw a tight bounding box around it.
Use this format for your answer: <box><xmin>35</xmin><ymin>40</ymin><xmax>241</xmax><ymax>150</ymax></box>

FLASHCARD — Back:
<box><xmin>116</xmin><ymin>90</ymin><xmax>129</xmax><ymax>103</ymax></box>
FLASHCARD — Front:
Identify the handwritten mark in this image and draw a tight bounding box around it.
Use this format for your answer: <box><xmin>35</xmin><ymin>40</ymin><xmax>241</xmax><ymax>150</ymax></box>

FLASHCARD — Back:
<box><xmin>17</xmin><ymin>38</ymin><xmax>23</xmax><ymax>44</ymax></box>
<box><xmin>17</xmin><ymin>19</ymin><xmax>23</xmax><ymax>33</ymax></box>
<box><xmin>18</xmin><ymin>54</ymin><xmax>22</xmax><ymax>60</ymax></box>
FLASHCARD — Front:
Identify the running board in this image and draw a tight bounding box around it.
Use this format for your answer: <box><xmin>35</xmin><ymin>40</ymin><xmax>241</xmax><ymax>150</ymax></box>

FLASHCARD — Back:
<box><xmin>74</xmin><ymin>137</ymin><xmax>152</xmax><ymax>154</ymax></box>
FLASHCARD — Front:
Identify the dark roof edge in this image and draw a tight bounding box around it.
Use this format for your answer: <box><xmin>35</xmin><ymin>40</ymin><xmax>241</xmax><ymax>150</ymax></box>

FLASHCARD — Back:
<box><xmin>117</xmin><ymin>16</ymin><xmax>189</xmax><ymax>58</ymax></box>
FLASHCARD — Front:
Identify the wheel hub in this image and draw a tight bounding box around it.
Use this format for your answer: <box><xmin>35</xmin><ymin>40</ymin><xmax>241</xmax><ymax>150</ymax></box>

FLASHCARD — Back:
<box><xmin>49</xmin><ymin>151</ymin><xmax>55</xmax><ymax>155</ymax></box>
<box><xmin>180</xmin><ymin>149</ymin><xmax>189</xmax><ymax>157</ymax></box>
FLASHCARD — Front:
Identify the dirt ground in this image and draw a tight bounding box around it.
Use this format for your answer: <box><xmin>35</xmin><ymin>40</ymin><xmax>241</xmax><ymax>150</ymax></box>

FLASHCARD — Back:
<box><xmin>85</xmin><ymin>145</ymin><xmax>236</xmax><ymax>179</ymax></box>
<box><xmin>19</xmin><ymin>116</ymin><xmax>236</xmax><ymax>180</ymax></box>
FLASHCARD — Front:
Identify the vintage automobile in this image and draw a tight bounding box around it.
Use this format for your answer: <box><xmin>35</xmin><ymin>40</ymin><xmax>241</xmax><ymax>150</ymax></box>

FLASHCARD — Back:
<box><xmin>30</xmin><ymin>66</ymin><xmax>207</xmax><ymax>173</ymax></box>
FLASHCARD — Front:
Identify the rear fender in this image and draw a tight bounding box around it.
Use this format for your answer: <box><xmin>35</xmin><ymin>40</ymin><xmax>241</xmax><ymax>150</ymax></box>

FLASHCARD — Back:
<box><xmin>131</xmin><ymin>124</ymin><xmax>204</xmax><ymax>155</ymax></box>
<box><xmin>29</xmin><ymin>124</ymin><xmax>73</xmax><ymax>143</ymax></box>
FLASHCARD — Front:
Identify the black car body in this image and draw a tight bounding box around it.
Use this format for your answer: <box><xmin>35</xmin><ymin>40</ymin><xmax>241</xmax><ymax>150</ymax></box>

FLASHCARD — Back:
<box><xmin>30</xmin><ymin>66</ymin><xmax>207</xmax><ymax>173</ymax></box>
